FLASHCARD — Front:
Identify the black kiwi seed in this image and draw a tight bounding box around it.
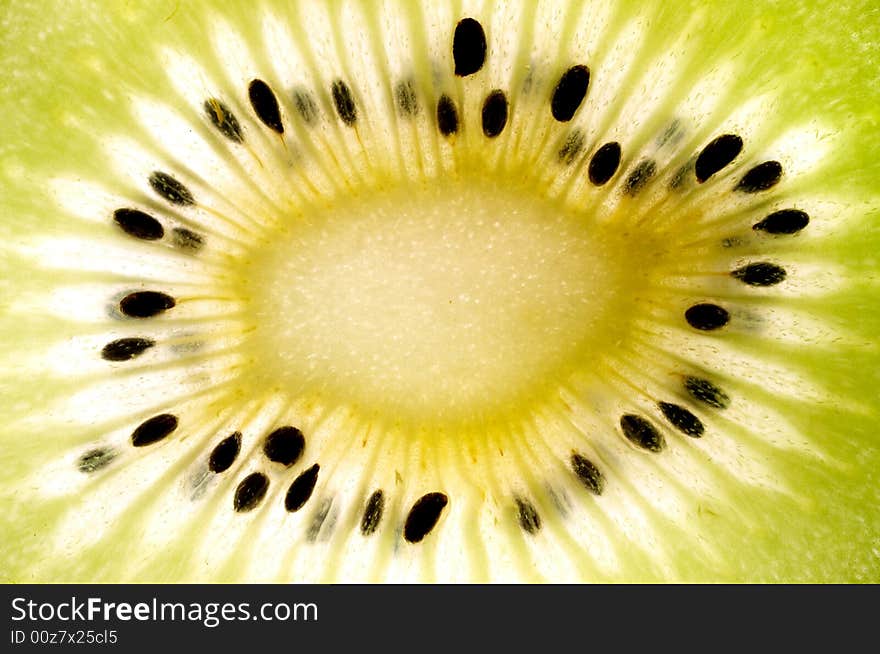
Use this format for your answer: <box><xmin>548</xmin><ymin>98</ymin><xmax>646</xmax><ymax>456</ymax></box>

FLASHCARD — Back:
<box><xmin>624</xmin><ymin>159</ymin><xmax>657</xmax><ymax>195</ymax></box>
<box><xmin>695</xmin><ymin>134</ymin><xmax>744</xmax><ymax>183</ymax></box>
<box><xmin>292</xmin><ymin>89</ymin><xmax>319</xmax><ymax>125</ymax></box>
<box><xmin>753</xmin><ymin>209</ymin><xmax>810</xmax><ymax>235</ymax></box>
<box><xmin>436</xmin><ymin>94</ymin><xmax>459</xmax><ymax>136</ymax></box>
<box><xmin>558</xmin><ymin>130</ymin><xmax>585</xmax><ymax>165</ymax></box>
<box><xmin>570</xmin><ymin>452</ymin><xmax>605</xmax><ymax>495</ymax></box>
<box><xmin>515</xmin><ymin>497</ymin><xmax>541</xmax><ymax>534</ymax></box>
<box><xmin>131</xmin><ymin>413</ymin><xmax>178</xmax><ymax>447</ymax></box>
<box><xmin>360</xmin><ymin>489</ymin><xmax>385</xmax><ymax>536</ymax></box>
<box><xmin>101</xmin><ymin>337</ymin><xmax>155</xmax><ymax>361</ymax></box>
<box><xmin>113</xmin><ymin>208</ymin><xmax>164</xmax><ymax>241</ymax></box>
<box><xmin>658</xmin><ymin>402</ymin><xmax>705</xmax><ymax>438</ymax></box>
<box><xmin>731</xmin><ymin>262</ymin><xmax>787</xmax><ymax>286</ymax></box>
<box><xmin>208</xmin><ymin>431</ymin><xmax>242</xmax><ymax>473</ymax></box>
<box><xmin>285</xmin><ymin>464</ymin><xmax>320</xmax><ymax>512</ymax></box>
<box><xmin>77</xmin><ymin>447</ymin><xmax>116</xmax><ymax>473</ymax></box>
<box><xmin>620</xmin><ymin>414</ymin><xmax>664</xmax><ymax>452</ymax></box>
<box><xmin>248</xmin><ymin>78</ymin><xmax>284</xmax><ymax>134</ymax></box>
<box><xmin>119</xmin><ymin>291</ymin><xmax>176</xmax><ymax>318</ymax></box>
<box><xmin>331</xmin><ymin>80</ymin><xmax>357</xmax><ymax>126</ymax></box>
<box><xmin>394</xmin><ymin>79</ymin><xmax>420</xmax><ymax>117</ymax></box>
<box><xmin>148</xmin><ymin>171</ymin><xmax>195</xmax><ymax>206</ymax></box>
<box><xmin>172</xmin><ymin>227</ymin><xmax>204</xmax><ymax>252</ymax></box>
<box><xmin>203</xmin><ymin>98</ymin><xmax>244</xmax><ymax>143</ymax></box>
<box><xmin>735</xmin><ymin>160</ymin><xmax>783</xmax><ymax>193</ymax></box>
<box><xmin>588</xmin><ymin>141</ymin><xmax>622</xmax><ymax>186</ymax></box>
<box><xmin>481</xmin><ymin>89</ymin><xmax>508</xmax><ymax>138</ymax></box>
<box><xmin>684</xmin><ymin>376</ymin><xmax>730</xmax><ymax>410</ymax></box>
<box><xmin>404</xmin><ymin>492</ymin><xmax>449</xmax><ymax>543</ymax></box>
<box><xmin>233</xmin><ymin>472</ymin><xmax>269</xmax><ymax>512</ymax></box>
<box><xmin>452</xmin><ymin>17</ymin><xmax>487</xmax><ymax>77</ymax></box>
<box><xmin>550</xmin><ymin>64</ymin><xmax>590</xmax><ymax>122</ymax></box>
<box><xmin>263</xmin><ymin>426</ymin><xmax>305</xmax><ymax>467</ymax></box>
<box><xmin>685</xmin><ymin>303</ymin><xmax>730</xmax><ymax>331</ymax></box>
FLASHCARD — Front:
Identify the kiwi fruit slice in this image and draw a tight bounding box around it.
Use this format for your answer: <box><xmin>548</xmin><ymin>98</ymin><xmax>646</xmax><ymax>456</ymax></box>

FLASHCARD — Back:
<box><xmin>1</xmin><ymin>0</ymin><xmax>878</xmax><ymax>583</ymax></box>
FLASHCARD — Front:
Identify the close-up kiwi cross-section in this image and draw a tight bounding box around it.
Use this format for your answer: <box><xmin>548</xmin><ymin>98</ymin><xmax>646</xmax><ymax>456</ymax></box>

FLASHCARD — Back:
<box><xmin>1</xmin><ymin>0</ymin><xmax>878</xmax><ymax>583</ymax></box>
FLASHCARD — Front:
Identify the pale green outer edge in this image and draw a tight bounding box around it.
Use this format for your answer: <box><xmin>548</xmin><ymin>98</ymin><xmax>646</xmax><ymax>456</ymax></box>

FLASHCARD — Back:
<box><xmin>0</xmin><ymin>0</ymin><xmax>877</xmax><ymax>582</ymax></box>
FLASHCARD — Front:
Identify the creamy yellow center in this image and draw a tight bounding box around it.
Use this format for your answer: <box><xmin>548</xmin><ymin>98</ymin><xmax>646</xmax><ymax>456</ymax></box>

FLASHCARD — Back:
<box><xmin>246</xmin><ymin>176</ymin><xmax>639</xmax><ymax>425</ymax></box>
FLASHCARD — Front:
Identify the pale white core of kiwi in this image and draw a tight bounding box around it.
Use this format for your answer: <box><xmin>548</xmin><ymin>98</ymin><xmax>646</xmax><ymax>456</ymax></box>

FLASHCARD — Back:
<box><xmin>247</xmin><ymin>175</ymin><xmax>637</xmax><ymax>423</ymax></box>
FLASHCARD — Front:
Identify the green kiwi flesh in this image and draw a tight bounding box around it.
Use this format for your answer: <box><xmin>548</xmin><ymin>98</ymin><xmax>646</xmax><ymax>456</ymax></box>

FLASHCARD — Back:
<box><xmin>0</xmin><ymin>0</ymin><xmax>878</xmax><ymax>583</ymax></box>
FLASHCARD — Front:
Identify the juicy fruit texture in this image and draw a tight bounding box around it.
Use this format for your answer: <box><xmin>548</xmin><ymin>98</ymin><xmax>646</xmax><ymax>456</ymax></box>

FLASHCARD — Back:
<box><xmin>0</xmin><ymin>0</ymin><xmax>878</xmax><ymax>583</ymax></box>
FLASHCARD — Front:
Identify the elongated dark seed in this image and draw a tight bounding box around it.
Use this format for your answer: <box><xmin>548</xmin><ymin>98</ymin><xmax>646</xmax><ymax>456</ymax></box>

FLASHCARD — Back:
<box><xmin>331</xmin><ymin>80</ymin><xmax>357</xmax><ymax>126</ymax></box>
<box><xmin>550</xmin><ymin>65</ymin><xmax>590</xmax><ymax>122</ymax></box>
<box><xmin>658</xmin><ymin>402</ymin><xmax>704</xmax><ymax>437</ymax></box>
<box><xmin>685</xmin><ymin>303</ymin><xmax>730</xmax><ymax>330</ymax></box>
<box><xmin>736</xmin><ymin>160</ymin><xmax>782</xmax><ymax>192</ymax></box>
<box><xmin>620</xmin><ymin>414</ymin><xmax>664</xmax><ymax>452</ymax></box>
<box><xmin>149</xmin><ymin>172</ymin><xmax>194</xmax><ymax>206</ymax></box>
<box><xmin>234</xmin><ymin>472</ymin><xmax>269</xmax><ymax>512</ymax></box>
<box><xmin>436</xmin><ymin>94</ymin><xmax>459</xmax><ymax>136</ymax></box>
<box><xmin>113</xmin><ymin>208</ymin><xmax>164</xmax><ymax>240</ymax></box>
<box><xmin>293</xmin><ymin>89</ymin><xmax>319</xmax><ymax>124</ymax></box>
<box><xmin>558</xmin><ymin>130</ymin><xmax>585</xmax><ymax>164</ymax></box>
<box><xmin>361</xmin><ymin>490</ymin><xmax>385</xmax><ymax>535</ymax></box>
<box><xmin>203</xmin><ymin>98</ymin><xmax>243</xmax><ymax>143</ymax></box>
<box><xmin>753</xmin><ymin>209</ymin><xmax>809</xmax><ymax>235</ymax></box>
<box><xmin>263</xmin><ymin>426</ymin><xmax>305</xmax><ymax>467</ymax></box>
<box><xmin>209</xmin><ymin>432</ymin><xmax>242</xmax><ymax>473</ymax></box>
<box><xmin>78</xmin><ymin>447</ymin><xmax>116</xmax><ymax>473</ymax></box>
<box><xmin>131</xmin><ymin>413</ymin><xmax>178</xmax><ymax>447</ymax></box>
<box><xmin>453</xmin><ymin>17</ymin><xmax>487</xmax><ymax>76</ymax></box>
<box><xmin>395</xmin><ymin>79</ymin><xmax>419</xmax><ymax>117</ymax></box>
<box><xmin>588</xmin><ymin>142</ymin><xmax>622</xmax><ymax>186</ymax></box>
<box><xmin>684</xmin><ymin>377</ymin><xmax>730</xmax><ymax>409</ymax></box>
<box><xmin>515</xmin><ymin>497</ymin><xmax>541</xmax><ymax>534</ymax></box>
<box><xmin>248</xmin><ymin>79</ymin><xmax>284</xmax><ymax>134</ymax></box>
<box><xmin>119</xmin><ymin>291</ymin><xmax>175</xmax><ymax>318</ymax></box>
<box><xmin>695</xmin><ymin>134</ymin><xmax>743</xmax><ymax>183</ymax></box>
<box><xmin>481</xmin><ymin>89</ymin><xmax>508</xmax><ymax>138</ymax></box>
<box><xmin>169</xmin><ymin>228</ymin><xmax>203</xmax><ymax>252</ymax></box>
<box><xmin>285</xmin><ymin>464</ymin><xmax>320</xmax><ymax>512</ymax></box>
<box><xmin>625</xmin><ymin>159</ymin><xmax>656</xmax><ymax>195</ymax></box>
<box><xmin>570</xmin><ymin>452</ymin><xmax>605</xmax><ymax>494</ymax></box>
<box><xmin>732</xmin><ymin>262</ymin><xmax>787</xmax><ymax>286</ymax></box>
<box><xmin>101</xmin><ymin>337</ymin><xmax>155</xmax><ymax>361</ymax></box>
<box><xmin>404</xmin><ymin>492</ymin><xmax>448</xmax><ymax>543</ymax></box>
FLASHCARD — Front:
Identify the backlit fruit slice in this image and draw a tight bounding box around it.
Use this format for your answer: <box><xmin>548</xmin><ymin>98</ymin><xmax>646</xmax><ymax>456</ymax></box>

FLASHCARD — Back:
<box><xmin>0</xmin><ymin>0</ymin><xmax>878</xmax><ymax>583</ymax></box>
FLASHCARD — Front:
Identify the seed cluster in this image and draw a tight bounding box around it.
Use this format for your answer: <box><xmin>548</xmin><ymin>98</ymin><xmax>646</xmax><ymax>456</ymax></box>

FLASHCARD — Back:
<box><xmin>83</xmin><ymin>14</ymin><xmax>810</xmax><ymax>550</ymax></box>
